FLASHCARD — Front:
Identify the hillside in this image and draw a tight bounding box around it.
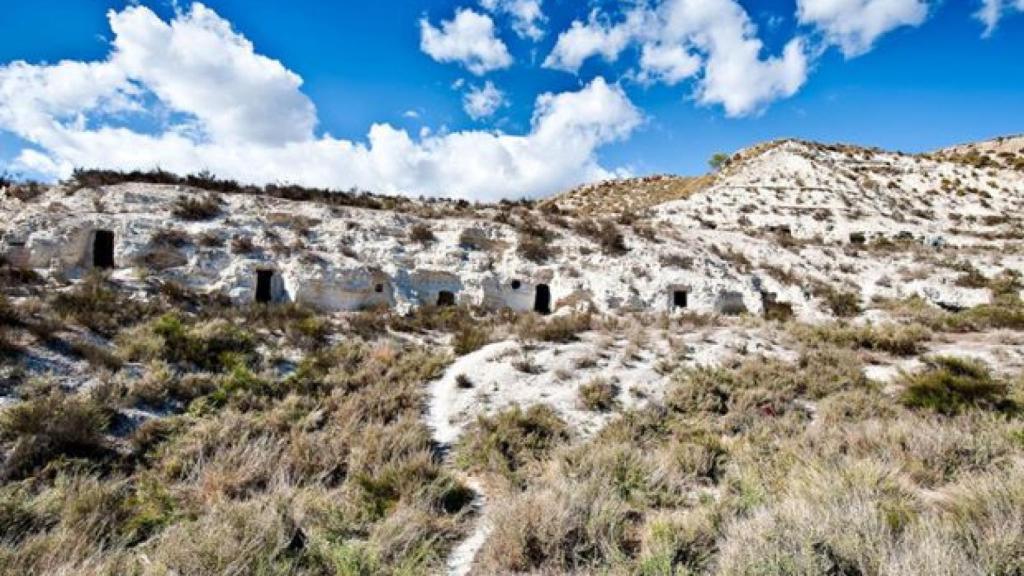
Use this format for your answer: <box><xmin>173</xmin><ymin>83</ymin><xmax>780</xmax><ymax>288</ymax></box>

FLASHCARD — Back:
<box><xmin>1</xmin><ymin>136</ymin><xmax>1024</xmax><ymax>575</ymax></box>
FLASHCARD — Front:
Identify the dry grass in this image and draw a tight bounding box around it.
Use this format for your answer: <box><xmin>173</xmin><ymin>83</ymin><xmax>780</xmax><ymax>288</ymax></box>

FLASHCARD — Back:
<box><xmin>791</xmin><ymin>321</ymin><xmax>932</xmax><ymax>356</ymax></box>
<box><xmin>0</xmin><ymin>317</ymin><xmax>470</xmax><ymax>574</ymax></box>
<box><xmin>578</xmin><ymin>377</ymin><xmax>619</xmax><ymax>411</ymax></box>
<box><xmin>471</xmin><ymin>348</ymin><xmax>1024</xmax><ymax>574</ymax></box>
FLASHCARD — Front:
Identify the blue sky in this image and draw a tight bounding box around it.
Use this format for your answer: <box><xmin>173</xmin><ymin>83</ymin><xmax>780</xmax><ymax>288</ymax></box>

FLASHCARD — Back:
<box><xmin>0</xmin><ymin>0</ymin><xmax>1022</xmax><ymax>199</ymax></box>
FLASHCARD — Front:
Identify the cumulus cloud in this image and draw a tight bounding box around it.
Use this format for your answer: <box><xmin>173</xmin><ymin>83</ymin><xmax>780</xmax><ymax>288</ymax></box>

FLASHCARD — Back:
<box><xmin>419</xmin><ymin>8</ymin><xmax>513</xmax><ymax>75</ymax></box>
<box><xmin>636</xmin><ymin>42</ymin><xmax>701</xmax><ymax>85</ymax></box>
<box><xmin>974</xmin><ymin>0</ymin><xmax>1024</xmax><ymax>36</ymax></box>
<box><xmin>544</xmin><ymin>0</ymin><xmax>808</xmax><ymax>117</ymax></box>
<box><xmin>463</xmin><ymin>81</ymin><xmax>507</xmax><ymax>120</ymax></box>
<box><xmin>0</xmin><ymin>4</ymin><xmax>641</xmax><ymax>200</ymax></box>
<box><xmin>542</xmin><ymin>9</ymin><xmax>648</xmax><ymax>72</ymax></box>
<box><xmin>480</xmin><ymin>0</ymin><xmax>546</xmax><ymax>40</ymax></box>
<box><xmin>796</xmin><ymin>0</ymin><xmax>930</xmax><ymax>57</ymax></box>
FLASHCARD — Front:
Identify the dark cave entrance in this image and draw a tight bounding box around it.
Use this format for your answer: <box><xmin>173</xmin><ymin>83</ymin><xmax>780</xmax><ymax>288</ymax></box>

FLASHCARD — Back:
<box><xmin>673</xmin><ymin>290</ymin><xmax>688</xmax><ymax>310</ymax></box>
<box><xmin>437</xmin><ymin>290</ymin><xmax>456</xmax><ymax>307</ymax></box>
<box><xmin>534</xmin><ymin>284</ymin><xmax>551</xmax><ymax>315</ymax></box>
<box><xmin>93</xmin><ymin>230</ymin><xmax>115</xmax><ymax>269</ymax></box>
<box><xmin>255</xmin><ymin>270</ymin><xmax>274</xmax><ymax>303</ymax></box>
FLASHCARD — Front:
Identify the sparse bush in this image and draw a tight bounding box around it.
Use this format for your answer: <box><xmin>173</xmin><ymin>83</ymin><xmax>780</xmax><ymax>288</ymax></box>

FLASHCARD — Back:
<box><xmin>517</xmin><ymin>312</ymin><xmax>591</xmax><ymax>343</ymax></box>
<box><xmin>659</xmin><ymin>253</ymin><xmax>693</xmax><ymax>269</ymax></box>
<box><xmin>900</xmin><ymin>356</ymin><xmax>1015</xmax><ymax>415</ymax></box>
<box><xmin>122</xmin><ymin>313</ymin><xmax>255</xmax><ymax>373</ymax></box>
<box><xmin>0</xmin><ymin>391</ymin><xmax>109</xmax><ymax>479</ymax></box>
<box><xmin>709</xmin><ymin>152</ymin><xmax>731</xmax><ymax>171</ymax></box>
<box><xmin>171</xmin><ymin>194</ymin><xmax>221</xmax><ymax>221</ymax></box>
<box><xmin>230</xmin><ymin>235</ymin><xmax>257</xmax><ymax>254</ymax></box>
<box><xmin>452</xmin><ymin>323</ymin><xmax>490</xmax><ymax>356</ymax></box>
<box><xmin>52</xmin><ymin>273</ymin><xmax>163</xmax><ymax>337</ymax></box>
<box><xmin>456</xmin><ymin>405</ymin><xmax>569</xmax><ymax>483</ymax></box>
<box><xmin>578</xmin><ymin>378</ymin><xmax>619</xmax><ymax>411</ymax></box>
<box><xmin>813</xmin><ymin>283</ymin><xmax>862</xmax><ymax>317</ymax></box>
<box><xmin>596</xmin><ymin>221</ymin><xmax>628</xmax><ymax>254</ymax></box>
<box><xmin>792</xmin><ymin>322</ymin><xmax>931</xmax><ymax>356</ymax></box>
<box><xmin>409</xmin><ymin>223</ymin><xmax>436</xmax><ymax>243</ymax></box>
<box><xmin>575</xmin><ymin>218</ymin><xmax>628</xmax><ymax>255</ymax></box>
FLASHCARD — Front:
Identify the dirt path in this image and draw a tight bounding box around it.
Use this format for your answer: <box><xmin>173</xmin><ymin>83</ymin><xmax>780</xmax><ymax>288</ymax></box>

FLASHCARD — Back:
<box><xmin>445</xmin><ymin>474</ymin><xmax>491</xmax><ymax>576</ymax></box>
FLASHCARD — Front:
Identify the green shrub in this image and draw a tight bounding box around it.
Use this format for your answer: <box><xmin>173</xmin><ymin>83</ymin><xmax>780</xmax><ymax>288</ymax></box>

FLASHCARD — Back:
<box><xmin>126</xmin><ymin>313</ymin><xmax>256</xmax><ymax>372</ymax></box>
<box><xmin>900</xmin><ymin>356</ymin><xmax>1015</xmax><ymax>415</ymax></box>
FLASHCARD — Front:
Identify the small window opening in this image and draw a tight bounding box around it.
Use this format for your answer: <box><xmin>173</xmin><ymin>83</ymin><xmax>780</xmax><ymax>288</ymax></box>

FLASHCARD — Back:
<box><xmin>374</xmin><ymin>283</ymin><xmax>384</xmax><ymax>293</ymax></box>
<box><xmin>511</xmin><ymin>279</ymin><xmax>522</xmax><ymax>290</ymax></box>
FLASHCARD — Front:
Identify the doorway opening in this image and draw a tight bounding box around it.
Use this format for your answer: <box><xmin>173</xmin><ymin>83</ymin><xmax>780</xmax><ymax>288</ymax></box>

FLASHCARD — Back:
<box><xmin>534</xmin><ymin>284</ymin><xmax>551</xmax><ymax>315</ymax></box>
<box><xmin>437</xmin><ymin>290</ymin><xmax>456</xmax><ymax>307</ymax></box>
<box><xmin>93</xmin><ymin>230</ymin><xmax>115</xmax><ymax>269</ymax></box>
<box><xmin>673</xmin><ymin>290</ymin><xmax>688</xmax><ymax>310</ymax></box>
<box><xmin>255</xmin><ymin>270</ymin><xmax>274</xmax><ymax>303</ymax></box>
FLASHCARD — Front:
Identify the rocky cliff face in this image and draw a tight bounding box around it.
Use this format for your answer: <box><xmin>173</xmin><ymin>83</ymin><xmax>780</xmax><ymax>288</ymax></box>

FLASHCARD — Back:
<box><xmin>4</xmin><ymin>138</ymin><xmax>1022</xmax><ymax>322</ymax></box>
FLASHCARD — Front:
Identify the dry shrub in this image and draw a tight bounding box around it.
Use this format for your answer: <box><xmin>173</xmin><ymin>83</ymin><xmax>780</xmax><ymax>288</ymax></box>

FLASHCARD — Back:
<box><xmin>452</xmin><ymin>323</ymin><xmax>490</xmax><ymax>356</ymax></box>
<box><xmin>476</xmin><ymin>475</ymin><xmax>638</xmax><ymax>573</ymax></box>
<box><xmin>121</xmin><ymin>313</ymin><xmax>255</xmax><ymax>373</ymax></box>
<box><xmin>171</xmin><ymin>194</ymin><xmax>222</xmax><ymax>221</ymax></box>
<box><xmin>812</xmin><ymin>283</ymin><xmax>862</xmax><ymax>317</ymax></box>
<box><xmin>517</xmin><ymin>233</ymin><xmax>555</xmax><ymax>262</ymax></box>
<box><xmin>659</xmin><ymin>253</ymin><xmax>693</xmax><ymax>269</ymax></box>
<box><xmin>517</xmin><ymin>312</ymin><xmax>592</xmax><ymax>343</ymax></box>
<box><xmin>230</xmin><ymin>234</ymin><xmax>258</xmax><ymax>254</ymax></box>
<box><xmin>409</xmin><ymin>223</ymin><xmax>435</xmax><ymax>243</ymax></box>
<box><xmin>0</xmin><ymin>390</ymin><xmax>110</xmax><ymax>479</ymax></box>
<box><xmin>792</xmin><ymin>322</ymin><xmax>931</xmax><ymax>356</ymax></box>
<box><xmin>51</xmin><ymin>273</ymin><xmax>163</xmax><ymax>337</ymax></box>
<box><xmin>575</xmin><ymin>218</ymin><xmax>628</xmax><ymax>255</ymax></box>
<box><xmin>716</xmin><ymin>459</ymin><xmax>917</xmax><ymax>576</ymax></box>
<box><xmin>455</xmin><ymin>405</ymin><xmax>569</xmax><ymax>484</ymax></box>
<box><xmin>900</xmin><ymin>356</ymin><xmax>1015</xmax><ymax>415</ymax></box>
<box><xmin>579</xmin><ymin>378</ymin><xmax>619</xmax><ymax>411</ymax></box>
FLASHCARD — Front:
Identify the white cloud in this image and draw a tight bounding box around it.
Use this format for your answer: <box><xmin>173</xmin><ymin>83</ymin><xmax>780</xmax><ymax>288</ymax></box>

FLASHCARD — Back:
<box><xmin>542</xmin><ymin>9</ymin><xmax>648</xmax><ymax>72</ymax></box>
<box><xmin>463</xmin><ymin>81</ymin><xmax>507</xmax><ymax>120</ymax></box>
<box><xmin>796</xmin><ymin>0</ymin><xmax>930</xmax><ymax>57</ymax></box>
<box><xmin>544</xmin><ymin>0</ymin><xmax>808</xmax><ymax>117</ymax></box>
<box><xmin>480</xmin><ymin>0</ymin><xmax>546</xmax><ymax>40</ymax></box>
<box><xmin>637</xmin><ymin>42</ymin><xmax>701</xmax><ymax>85</ymax></box>
<box><xmin>974</xmin><ymin>0</ymin><xmax>1024</xmax><ymax>36</ymax></box>
<box><xmin>0</xmin><ymin>4</ymin><xmax>640</xmax><ymax>201</ymax></box>
<box><xmin>419</xmin><ymin>8</ymin><xmax>513</xmax><ymax>75</ymax></box>
<box><xmin>656</xmin><ymin>0</ymin><xmax>808</xmax><ymax>116</ymax></box>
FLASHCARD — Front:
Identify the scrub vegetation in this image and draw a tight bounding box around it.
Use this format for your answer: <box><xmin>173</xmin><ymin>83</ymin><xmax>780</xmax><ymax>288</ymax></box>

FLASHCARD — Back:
<box><xmin>2</xmin><ymin>263</ymin><xmax>1023</xmax><ymax>574</ymax></box>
